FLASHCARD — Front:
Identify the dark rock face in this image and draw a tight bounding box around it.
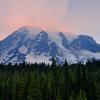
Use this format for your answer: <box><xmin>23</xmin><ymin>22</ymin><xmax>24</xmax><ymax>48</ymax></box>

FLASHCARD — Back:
<box><xmin>70</xmin><ymin>35</ymin><xmax>100</xmax><ymax>52</ymax></box>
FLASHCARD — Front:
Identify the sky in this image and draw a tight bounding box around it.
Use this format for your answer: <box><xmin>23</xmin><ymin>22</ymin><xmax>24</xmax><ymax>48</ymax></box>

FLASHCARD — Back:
<box><xmin>0</xmin><ymin>0</ymin><xmax>100</xmax><ymax>43</ymax></box>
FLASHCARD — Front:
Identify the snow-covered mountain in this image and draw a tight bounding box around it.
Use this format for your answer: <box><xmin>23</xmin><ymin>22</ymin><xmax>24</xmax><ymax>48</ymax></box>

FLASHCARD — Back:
<box><xmin>0</xmin><ymin>26</ymin><xmax>100</xmax><ymax>64</ymax></box>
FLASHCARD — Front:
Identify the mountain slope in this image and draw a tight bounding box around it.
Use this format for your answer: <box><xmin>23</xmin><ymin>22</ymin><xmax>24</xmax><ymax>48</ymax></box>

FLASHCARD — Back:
<box><xmin>0</xmin><ymin>27</ymin><xmax>100</xmax><ymax>64</ymax></box>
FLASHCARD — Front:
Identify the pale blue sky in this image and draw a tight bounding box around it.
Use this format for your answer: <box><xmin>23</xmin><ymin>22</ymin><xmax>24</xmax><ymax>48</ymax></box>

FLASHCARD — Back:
<box><xmin>0</xmin><ymin>0</ymin><xmax>100</xmax><ymax>43</ymax></box>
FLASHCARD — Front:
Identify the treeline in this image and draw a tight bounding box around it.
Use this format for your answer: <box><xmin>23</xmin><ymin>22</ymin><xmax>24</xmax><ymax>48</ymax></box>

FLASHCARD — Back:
<box><xmin>0</xmin><ymin>59</ymin><xmax>100</xmax><ymax>100</ymax></box>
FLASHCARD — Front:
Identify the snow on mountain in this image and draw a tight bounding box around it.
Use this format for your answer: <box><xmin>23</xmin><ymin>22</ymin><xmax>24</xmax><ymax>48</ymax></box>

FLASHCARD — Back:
<box><xmin>18</xmin><ymin>26</ymin><xmax>42</xmax><ymax>36</ymax></box>
<box><xmin>19</xmin><ymin>46</ymin><xmax>28</xmax><ymax>54</ymax></box>
<box><xmin>0</xmin><ymin>26</ymin><xmax>100</xmax><ymax>64</ymax></box>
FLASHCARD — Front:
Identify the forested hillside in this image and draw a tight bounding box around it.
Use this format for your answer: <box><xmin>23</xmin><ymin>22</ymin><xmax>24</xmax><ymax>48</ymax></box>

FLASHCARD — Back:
<box><xmin>0</xmin><ymin>59</ymin><xmax>100</xmax><ymax>100</ymax></box>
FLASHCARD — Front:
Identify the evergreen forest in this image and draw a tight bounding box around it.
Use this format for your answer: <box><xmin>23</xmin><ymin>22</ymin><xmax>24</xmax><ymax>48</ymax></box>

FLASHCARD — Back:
<box><xmin>0</xmin><ymin>59</ymin><xmax>100</xmax><ymax>100</ymax></box>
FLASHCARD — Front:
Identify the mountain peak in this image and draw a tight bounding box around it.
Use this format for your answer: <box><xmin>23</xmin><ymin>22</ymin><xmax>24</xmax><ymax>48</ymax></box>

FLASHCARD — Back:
<box><xmin>19</xmin><ymin>26</ymin><xmax>42</xmax><ymax>31</ymax></box>
<box><xmin>78</xmin><ymin>35</ymin><xmax>96</xmax><ymax>44</ymax></box>
<box><xmin>17</xmin><ymin>26</ymin><xmax>43</xmax><ymax>36</ymax></box>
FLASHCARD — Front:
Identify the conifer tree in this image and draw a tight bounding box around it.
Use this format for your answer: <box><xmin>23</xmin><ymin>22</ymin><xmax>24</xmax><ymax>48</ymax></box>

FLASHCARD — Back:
<box><xmin>60</xmin><ymin>60</ymin><xmax>72</xmax><ymax>100</ymax></box>
<box><xmin>50</xmin><ymin>57</ymin><xmax>59</xmax><ymax>100</ymax></box>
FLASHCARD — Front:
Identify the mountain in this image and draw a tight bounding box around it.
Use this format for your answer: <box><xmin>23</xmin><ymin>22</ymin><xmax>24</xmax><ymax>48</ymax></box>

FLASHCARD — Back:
<box><xmin>70</xmin><ymin>35</ymin><xmax>100</xmax><ymax>52</ymax></box>
<box><xmin>0</xmin><ymin>26</ymin><xmax>100</xmax><ymax>64</ymax></box>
